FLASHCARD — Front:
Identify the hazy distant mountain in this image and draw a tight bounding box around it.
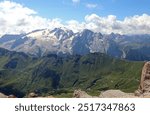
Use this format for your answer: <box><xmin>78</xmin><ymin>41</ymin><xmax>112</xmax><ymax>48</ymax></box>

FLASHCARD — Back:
<box><xmin>0</xmin><ymin>28</ymin><xmax>150</xmax><ymax>60</ymax></box>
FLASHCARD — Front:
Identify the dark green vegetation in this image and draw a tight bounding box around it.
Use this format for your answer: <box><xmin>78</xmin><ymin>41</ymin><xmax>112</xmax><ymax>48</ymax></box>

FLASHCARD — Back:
<box><xmin>0</xmin><ymin>48</ymin><xmax>144</xmax><ymax>97</ymax></box>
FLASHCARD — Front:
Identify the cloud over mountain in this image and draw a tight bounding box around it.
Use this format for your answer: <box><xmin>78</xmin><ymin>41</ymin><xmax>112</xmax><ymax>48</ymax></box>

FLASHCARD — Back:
<box><xmin>0</xmin><ymin>1</ymin><xmax>150</xmax><ymax>34</ymax></box>
<box><xmin>0</xmin><ymin>1</ymin><xmax>63</xmax><ymax>34</ymax></box>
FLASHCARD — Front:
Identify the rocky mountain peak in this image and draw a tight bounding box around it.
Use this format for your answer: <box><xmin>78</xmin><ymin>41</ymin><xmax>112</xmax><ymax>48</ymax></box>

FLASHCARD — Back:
<box><xmin>0</xmin><ymin>28</ymin><xmax>150</xmax><ymax>59</ymax></box>
<box><xmin>81</xmin><ymin>29</ymin><xmax>94</xmax><ymax>36</ymax></box>
<box><xmin>51</xmin><ymin>28</ymin><xmax>74</xmax><ymax>40</ymax></box>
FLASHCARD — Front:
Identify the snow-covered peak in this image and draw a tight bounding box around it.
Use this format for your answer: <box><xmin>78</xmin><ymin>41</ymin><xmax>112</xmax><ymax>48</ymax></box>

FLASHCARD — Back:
<box><xmin>26</xmin><ymin>29</ymin><xmax>47</xmax><ymax>39</ymax></box>
<box><xmin>25</xmin><ymin>28</ymin><xmax>74</xmax><ymax>41</ymax></box>
<box><xmin>51</xmin><ymin>27</ymin><xmax>73</xmax><ymax>36</ymax></box>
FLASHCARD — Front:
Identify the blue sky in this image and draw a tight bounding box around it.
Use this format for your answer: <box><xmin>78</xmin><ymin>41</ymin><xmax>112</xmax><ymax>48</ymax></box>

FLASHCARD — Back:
<box><xmin>5</xmin><ymin>0</ymin><xmax>150</xmax><ymax>21</ymax></box>
<box><xmin>0</xmin><ymin>0</ymin><xmax>150</xmax><ymax>34</ymax></box>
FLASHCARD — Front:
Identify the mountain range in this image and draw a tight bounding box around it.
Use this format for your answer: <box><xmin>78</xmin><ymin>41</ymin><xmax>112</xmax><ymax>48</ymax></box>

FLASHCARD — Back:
<box><xmin>0</xmin><ymin>28</ymin><xmax>149</xmax><ymax>97</ymax></box>
<box><xmin>0</xmin><ymin>28</ymin><xmax>150</xmax><ymax>61</ymax></box>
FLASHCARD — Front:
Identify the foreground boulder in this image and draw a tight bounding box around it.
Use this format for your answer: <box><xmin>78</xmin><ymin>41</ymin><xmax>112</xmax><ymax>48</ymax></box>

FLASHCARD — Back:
<box><xmin>73</xmin><ymin>89</ymin><xmax>93</xmax><ymax>98</ymax></box>
<box><xmin>99</xmin><ymin>90</ymin><xmax>135</xmax><ymax>98</ymax></box>
<box><xmin>0</xmin><ymin>93</ymin><xmax>7</xmax><ymax>98</ymax></box>
<box><xmin>0</xmin><ymin>93</ymin><xmax>17</xmax><ymax>98</ymax></box>
<box><xmin>8</xmin><ymin>95</ymin><xmax>16</xmax><ymax>98</ymax></box>
<box><xmin>73</xmin><ymin>89</ymin><xmax>136</xmax><ymax>98</ymax></box>
<box><xmin>28</xmin><ymin>92</ymin><xmax>38</xmax><ymax>98</ymax></box>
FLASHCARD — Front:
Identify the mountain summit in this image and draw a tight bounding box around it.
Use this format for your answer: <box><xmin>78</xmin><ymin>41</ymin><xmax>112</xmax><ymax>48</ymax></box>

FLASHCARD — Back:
<box><xmin>0</xmin><ymin>28</ymin><xmax>150</xmax><ymax>60</ymax></box>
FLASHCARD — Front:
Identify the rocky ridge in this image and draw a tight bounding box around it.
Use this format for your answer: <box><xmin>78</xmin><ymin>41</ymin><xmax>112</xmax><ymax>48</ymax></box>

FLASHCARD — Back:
<box><xmin>135</xmin><ymin>61</ymin><xmax>150</xmax><ymax>97</ymax></box>
<box><xmin>1</xmin><ymin>28</ymin><xmax>150</xmax><ymax>61</ymax></box>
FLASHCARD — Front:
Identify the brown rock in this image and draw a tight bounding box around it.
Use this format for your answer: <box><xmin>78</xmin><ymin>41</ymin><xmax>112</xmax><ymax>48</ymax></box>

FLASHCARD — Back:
<box><xmin>0</xmin><ymin>93</ymin><xmax>7</xmax><ymax>98</ymax></box>
<box><xmin>28</xmin><ymin>92</ymin><xmax>38</xmax><ymax>98</ymax></box>
<box><xmin>99</xmin><ymin>90</ymin><xmax>136</xmax><ymax>98</ymax></box>
<box><xmin>73</xmin><ymin>89</ymin><xmax>93</xmax><ymax>98</ymax></box>
<box><xmin>134</xmin><ymin>89</ymin><xmax>142</xmax><ymax>96</ymax></box>
<box><xmin>8</xmin><ymin>95</ymin><xmax>16</xmax><ymax>98</ymax></box>
<box><xmin>139</xmin><ymin>61</ymin><xmax>150</xmax><ymax>94</ymax></box>
<box><xmin>73</xmin><ymin>89</ymin><xmax>136</xmax><ymax>98</ymax></box>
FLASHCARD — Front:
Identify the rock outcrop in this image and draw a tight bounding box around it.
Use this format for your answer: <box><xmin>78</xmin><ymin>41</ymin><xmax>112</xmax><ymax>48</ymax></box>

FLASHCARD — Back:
<box><xmin>8</xmin><ymin>95</ymin><xmax>16</xmax><ymax>98</ymax></box>
<box><xmin>73</xmin><ymin>89</ymin><xmax>94</xmax><ymax>98</ymax></box>
<box><xmin>28</xmin><ymin>92</ymin><xmax>38</xmax><ymax>98</ymax></box>
<box><xmin>0</xmin><ymin>93</ymin><xmax>7</xmax><ymax>98</ymax></box>
<box><xmin>73</xmin><ymin>89</ymin><xmax>136</xmax><ymax>98</ymax></box>
<box><xmin>135</xmin><ymin>61</ymin><xmax>150</xmax><ymax>97</ymax></box>
<box><xmin>0</xmin><ymin>93</ymin><xmax>16</xmax><ymax>98</ymax></box>
<box><xmin>99</xmin><ymin>90</ymin><xmax>135</xmax><ymax>98</ymax></box>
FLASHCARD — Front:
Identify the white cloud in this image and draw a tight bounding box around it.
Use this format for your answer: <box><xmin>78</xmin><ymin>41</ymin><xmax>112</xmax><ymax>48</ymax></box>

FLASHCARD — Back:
<box><xmin>66</xmin><ymin>14</ymin><xmax>150</xmax><ymax>34</ymax></box>
<box><xmin>0</xmin><ymin>1</ymin><xmax>63</xmax><ymax>34</ymax></box>
<box><xmin>86</xmin><ymin>3</ymin><xmax>98</xmax><ymax>8</ymax></box>
<box><xmin>66</xmin><ymin>20</ymin><xmax>85</xmax><ymax>32</ymax></box>
<box><xmin>72</xmin><ymin>0</ymin><xmax>80</xmax><ymax>4</ymax></box>
<box><xmin>0</xmin><ymin>1</ymin><xmax>150</xmax><ymax>35</ymax></box>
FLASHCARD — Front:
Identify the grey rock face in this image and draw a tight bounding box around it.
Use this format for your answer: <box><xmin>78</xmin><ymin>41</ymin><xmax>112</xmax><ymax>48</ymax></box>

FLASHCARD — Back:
<box><xmin>0</xmin><ymin>28</ymin><xmax>150</xmax><ymax>61</ymax></box>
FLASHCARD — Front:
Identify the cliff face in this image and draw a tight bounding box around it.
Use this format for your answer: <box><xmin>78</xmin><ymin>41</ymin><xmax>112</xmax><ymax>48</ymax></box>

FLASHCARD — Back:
<box><xmin>140</xmin><ymin>62</ymin><xmax>150</xmax><ymax>92</ymax></box>
<box><xmin>136</xmin><ymin>62</ymin><xmax>150</xmax><ymax>97</ymax></box>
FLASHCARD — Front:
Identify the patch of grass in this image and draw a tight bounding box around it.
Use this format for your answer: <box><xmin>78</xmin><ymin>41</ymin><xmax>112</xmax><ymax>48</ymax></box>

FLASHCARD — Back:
<box><xmin>0</xmin><ymin>48</ymin><xmax>144</xmax><ymax>97</ymax></box>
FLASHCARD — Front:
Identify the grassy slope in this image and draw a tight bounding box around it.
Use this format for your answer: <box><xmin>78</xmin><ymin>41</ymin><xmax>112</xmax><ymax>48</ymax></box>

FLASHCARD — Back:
<box><xmin>0</xmin><ymin>48</ymin><xmax>144</xmax><ymax>97</ymax></box>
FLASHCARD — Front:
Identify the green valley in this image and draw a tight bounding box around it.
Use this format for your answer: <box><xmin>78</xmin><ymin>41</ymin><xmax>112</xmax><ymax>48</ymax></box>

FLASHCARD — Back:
<box><xmin>0</xmin><ymin>48</ymin><xmax>144</xmax><ymax>97</ymax></box>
